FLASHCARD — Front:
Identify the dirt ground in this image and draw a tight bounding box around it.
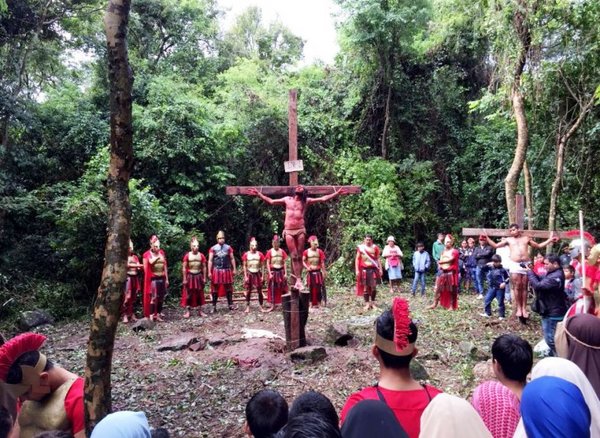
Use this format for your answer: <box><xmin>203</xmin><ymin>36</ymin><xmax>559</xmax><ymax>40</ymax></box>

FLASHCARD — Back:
<box><xmin>15</xmin><ymin>285</ymin><xmax>543</xmax><ymax>437</ymax></box>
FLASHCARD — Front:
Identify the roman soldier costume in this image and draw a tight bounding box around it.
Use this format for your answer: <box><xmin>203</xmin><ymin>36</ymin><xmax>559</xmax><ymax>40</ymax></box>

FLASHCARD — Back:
<box><xmin>143</xmin><ymin>235</ymin><xmax>169</xmax><ymax>321</ymax></box>
<box><xmin>266</xmin><ymin>235</ymin><xmax>288</xmax><ymax>307</ymax></box>
<box><xmin>181</xmin><ymin>237</ymin><xmax>207</xmax><ymax>318</ymax></box>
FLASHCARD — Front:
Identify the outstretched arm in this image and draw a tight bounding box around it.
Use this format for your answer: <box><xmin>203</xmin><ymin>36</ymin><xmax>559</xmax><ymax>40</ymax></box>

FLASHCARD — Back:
<box><xmin>246</xmin><ymin>187</ymin><xmax>286</xmax><ymax>206</ymax></box>
<box><xmin>529</xmin><ymin>232</ymin><xmax>559</xmax><ymax>249</ymax></box>
<box><xmin>486</xmin><ymin>235</ymin><xmax>507</xmax><ymax>249</ymax></box>
<box><xmin>307</xmin><ymin>187</ymin><xmax>349</xmax><ymax>205</ymax></box>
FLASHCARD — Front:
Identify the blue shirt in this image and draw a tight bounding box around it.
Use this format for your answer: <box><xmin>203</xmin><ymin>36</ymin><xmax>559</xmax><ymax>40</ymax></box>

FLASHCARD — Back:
<box><xmin>412</xmin><ymin>251</ymin><xmax>431</xmax><ymax>273</ymax></box>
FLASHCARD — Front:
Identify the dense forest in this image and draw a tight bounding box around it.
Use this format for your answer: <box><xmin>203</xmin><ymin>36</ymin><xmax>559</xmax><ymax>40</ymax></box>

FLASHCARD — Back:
<box><xmin>1</xmin><ymin>0</ymin><xmax>599</xmax><ymax>320</ymax></box>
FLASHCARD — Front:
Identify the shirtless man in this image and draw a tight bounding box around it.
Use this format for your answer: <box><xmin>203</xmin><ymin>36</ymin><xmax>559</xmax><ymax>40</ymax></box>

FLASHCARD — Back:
<box><xmin>247</xmin><ymin>185</ymin><xmax>347</xmax><ymax>288</ymax></box>
<box><xmin>486</xmin><ymin>224</ymin><xmax>558</xmax><ymax>320</ymax></box>
<box><xmin>265</xmin><ymin>235</ymin><xmax>288</xmax><ymax>312</ymax></box>
<box><xmin>242</xmin><ymin>238</ymin><xmax>266</xmax><ymax>313</ymax></box>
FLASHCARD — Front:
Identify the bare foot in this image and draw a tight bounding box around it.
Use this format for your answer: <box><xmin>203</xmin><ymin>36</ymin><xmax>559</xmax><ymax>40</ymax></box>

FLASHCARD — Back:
<box><xmin>516</xmin><ymin>308</ymin><xmax>522</xmax><ymax>317</ymax></box>
<box><xmin>363</xmin><ymin>303</ymin><xmax>371</xmax><ymax>311</ymax></box>
<box><xmin>155</xmin><ymin>314</ymin><xmax>164</xmax><ymax>322</ymax></box>
<box><xmin>198</xmin><ymin>311</ymin><xmax>207</xmax><ymax>317</ymax></box>
<box><xmin>371</xmin><ymin>303</ymin><xmax>378</xmax><ymax>310</ymax></box>
<box><xmin>522</xmin><ymin>309</ymin><xmax>529</xmax><ymax>319</ymax></box>
<box><xmin>122</xmin><ymin>315</ymin><xmax>129</xmax><ymax>324</ymax></box>
<box><xmin>245</xmin><ymin>306</ymin><xmax>250</xmax><ymax>314</ymax></box>
<box><xmin>183</xmin><ymin>311</ymin><xmax>190</xmax><ymax>319</ymax></box>
<box><xmin>149</xmin><ymin>314</ymin><xmax>155</xmax><ymax>321</ymax></box>
<box><xmin>264</xmin><ymin>305</ymin><xmax>274</xmax><ymax>313</ymax></box>
<box><xmin>428</xmin><ymin>304</ymin><xmax>437</xmax><ymax>310</ymax></box>
<box><xmin>131</xmin><ymin>315</ymin><xmax>138</xmax><ymax>322</ymax></box>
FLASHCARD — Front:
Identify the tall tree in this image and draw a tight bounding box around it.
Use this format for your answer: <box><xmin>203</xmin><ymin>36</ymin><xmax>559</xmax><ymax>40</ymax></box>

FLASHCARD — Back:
<box><xmin>503</xmin><ymin>0</ymin><xmax>537</xmax><ymax>224</ymax></box>
<box><xmin>84</xmin><ymin>0</ymin><xmax>133</xmax><ymax>433</ymax></box>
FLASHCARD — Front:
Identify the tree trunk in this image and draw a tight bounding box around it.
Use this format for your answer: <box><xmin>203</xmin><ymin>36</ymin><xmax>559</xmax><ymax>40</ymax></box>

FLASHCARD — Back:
<box><xmin>505</xmin><ymin>88</ymin><xmax>529</xmax><ymax>224</ymax></box>
<box><xmin>523</xmin><ymin>160</ymin><xmax>533</xmax><ymax>230</ymax></box>
<box><xmin>547</xmin><ymin>93</ymin><xmax>595</xmax><ymax>252</ymax></box>
<box><xmin>84</xmin><ymin>0</ymin><xmax>133</xmax><ymax>434</ymax></box>
<box><xmin>381</xmin><ymin>82</ymin><xmax>392</xmax><ymax>159</ymax></box>
<box><xmin>504</xmin><ymin>1</ymin><xmax>533</xmax><ymax>224</ymax></box>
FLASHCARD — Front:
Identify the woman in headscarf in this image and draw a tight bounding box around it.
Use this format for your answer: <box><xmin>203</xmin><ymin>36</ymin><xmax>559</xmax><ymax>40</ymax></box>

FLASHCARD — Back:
<box><xmin>533</xmin><ymin>357</ymin><xmax>600</xmax><ymax>436</ymax></box>
<box><xmin>471</xmin><ymin>381</ymin><xmax>520</xmax><ymax>438</ymax></box>
<box><xmin>561</xmin><ymin>313</ymin><xmax>600</xmax><ymax>397</ymax></box>
<box><xmin>520</xmin><ymin>376</ymin><xmax>590</xmax><ymax>438</ymax></box>
<box><xmin>419</xmin><ymin>393</ymin><xmax>492</xmax><ymax>438</ymax></box>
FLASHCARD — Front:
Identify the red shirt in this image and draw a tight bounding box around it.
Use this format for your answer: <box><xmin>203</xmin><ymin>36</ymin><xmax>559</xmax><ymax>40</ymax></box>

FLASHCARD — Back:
<box><xmin>340</xmin><ymin>385</ymin><xmax>441</xmax><ymax>438</ymax></box>
<box><xmin>65</xmin><ymin>377</ymin><xmax>85</xmax><ymax>435</ymax></box>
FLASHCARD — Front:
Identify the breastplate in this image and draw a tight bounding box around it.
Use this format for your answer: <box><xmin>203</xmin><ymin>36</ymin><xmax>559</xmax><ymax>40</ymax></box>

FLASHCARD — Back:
<box><xmin>213</xmin><ymin>245</ymin><xmax>231</xmax><ymax>269</ymax></box>
<box><xmin>361</xmin><ymin>247</ymin><xmax>377</xmax><ymax>266</ymax></box>
<box><xmin>19</xmin><ymin>378</ymin><xmax>77</xmax><ymax>438</ymax></box>
<box><xmin>188</xmin><ymin>252</ymin><xmax>202</xmax><ymax>273</ymax></box>
<box><xmin>152</xmin><ymin>257</ymin><xmax>165</xmax><ymax>276</ymax></box>
<box><xmin>270</xmin><ymin>249</ymin><xmax>284</xmax><ymax>268</ymax></box>
<box><xmin>246</xmin><ymin>252</ymin><xmax>261</xmax><ymax>272</ymax></box>
<box><xmin>307</xmin><ymin>250</ymin><xmax>321</xmax><ymax>267</ymax></box>
<box><xmin>127</xmin><ymin>256</ymin><xmax>138</xmax><ymax>275</ymax></box>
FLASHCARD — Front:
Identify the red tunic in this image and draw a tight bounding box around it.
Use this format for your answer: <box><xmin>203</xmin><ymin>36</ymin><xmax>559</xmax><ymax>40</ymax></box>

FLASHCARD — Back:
<box><xmin>209</xmin><ymin>245</ymin><xmax>234</xmax><ymax>297</ymax></box>
<box><xmin>355</xmin><ymin>244</ymin><xmax>381</xmax><ymax>296</ymax></box>
<box><xmin>340</xmin><ymin>385</ymin><xmax>442</xmax><ymax>438</ymax></box>
<box><xmin>181</xmin><ymin>252</ymin><xmax>206</xmax><ymax>308</ymax></box>
<box><xmin>266</xmin><ymin>248</ymin><xmax>288</xmax><ymax>304</ymax></box>
<box><xmin>438</xmin><ymin>248</ymin><xmax>459</xmax><ymax>309</ymax></box>
<box><xmin>143</xmin><ymin>249</ymin><xmax>167</xmax><ymax>318</ymax></box>
<box><xmin>303</xmin><ymin>248</ymin><xmax>326</xmax><ymax>305</ymax></box>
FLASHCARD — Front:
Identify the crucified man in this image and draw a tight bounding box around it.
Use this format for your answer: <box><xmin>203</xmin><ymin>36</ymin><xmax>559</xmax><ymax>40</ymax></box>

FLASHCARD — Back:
<box><xmin>485</xmin><ymin>223</ymin><xmax>558</xmax><ymax>321</ymax></box>
<box><xmin>246</xmin><ymin>185</ymin><xmax>347</xmax><ymax>288</ymax></box>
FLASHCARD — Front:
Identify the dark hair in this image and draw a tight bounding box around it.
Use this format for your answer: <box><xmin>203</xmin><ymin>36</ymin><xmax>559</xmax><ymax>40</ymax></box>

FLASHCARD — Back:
<box><xmin>492</xmin><ymin>334</ymin><xmax>533</xmax><ymax>383</ymax></box>
<box><xmin>364</xmin><ymin>234</ymin><xmax>372</xmax><ymax>239</ymax></box>
<box><xmin>375</xmin><ymin>311</ymin><xmax>418</xmax><ymax>369</ymax></box>
<box><xmin>544</xmin><ymin>253</ymin><xmax>560</xmax><ymax>266</ymax></box>
<box><xmin>151</xmin><ymin>428</ymin><xmax>170</xmax><ymax>438</ymax></box>
<box><xmin>0</xmin><ymin>406</ymin><xmax>12</xmax><ymax>438</ymax></box>
<box><xmin>564</xmin><ymin>265</ymin><xmax>575</xmax><ymax>274</ymax></box>
<box><xmin>509</xmin><ymin>223</ymin><xmax>519</xmax><ymax>229</ymax></box>
<box><xmin>33</xmin><ymin>432</ymin><xmax>73</xmax><ymax>438</ymax></box>
<box><xmin>491</xmin><ymin>254</ymin><xmax>501</xmax><ymax>263</ymax></box>
<box><xmin>289</xmin><ymin>391</ymin><xmax>338</xmax><ymax>429</ymax></box>
<box><xmin>416</xmin><ymin>241</ymin><xmax>424</xmax><ymax>248</ymax></box>
<box><xmin>6</xmin><ymin>351</ymin><xmax>53</xmax><ymax>384</ymax></box>
<box><xmin>246</xmin><ymin>389</ymin><xmax>288</xmax><ymax>438</ymax></box>
<box><xmin>277</xmin><ymin>413</ymin><xmax>341</xmax><ymax>438</ymax></box>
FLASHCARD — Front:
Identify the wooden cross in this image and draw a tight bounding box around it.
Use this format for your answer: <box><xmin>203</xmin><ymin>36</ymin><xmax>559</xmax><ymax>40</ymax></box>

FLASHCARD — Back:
<box><xmin>226</xmin><ymin>89</ymin><xmax>361</xmax><ymax>351</ymax></box>
<box><xmin>462</xmin><ymin>194</ymin><xmax>572</xmax><ymax>239</ymax></box>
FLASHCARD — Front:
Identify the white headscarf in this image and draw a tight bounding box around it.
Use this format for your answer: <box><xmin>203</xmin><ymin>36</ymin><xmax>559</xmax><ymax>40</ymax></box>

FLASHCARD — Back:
<box><xmin>420</xmin><ymin>393</ymin><xmax>492</xmax><ymax>438</ymax></box>
<box><xmin>513</xmin><ymin>357</ymin><xmax>600</xmax><ymax>438</ymax></box>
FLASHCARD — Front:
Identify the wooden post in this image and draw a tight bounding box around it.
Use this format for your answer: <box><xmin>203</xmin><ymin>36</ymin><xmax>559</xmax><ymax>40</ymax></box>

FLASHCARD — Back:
<box><xmin>516</xmin><ymin>193</ymin><xmax>525</xmax><ymax>229</ymax></box>
<box><xmin>288</xmin><ymin>90</ymin><xmax>298</xmax><ymax>186</ymax></box>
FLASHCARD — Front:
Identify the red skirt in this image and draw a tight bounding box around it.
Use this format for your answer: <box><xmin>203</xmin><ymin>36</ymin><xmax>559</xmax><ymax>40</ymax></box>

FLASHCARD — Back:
<box><xmin>212</xmin><ymin>268</ymin><xmax>233</xmax><ymax>284</ymax></box>
<box><xmin>307</xmin><ymin>271</ymin><xmax>324</xmax><ymax>305</ymax></box>
<box><xmin>181</xmin><ymin>273</ymin><xmax>205</xmax><ymax>307</ymax></box>
<box><xmin>437</xmin><ymin>271</ymin><xmax>458</xmax><ymax>310</ymax></box>
<box><xmin>245</xmin><ymin>272</ymin><xmax>263</xmax><ymax>289</ymax></box>
<box><xmin>268</xmin><ymin>268</ymin><xmax>287</xmax><ymax>304</ymax></box>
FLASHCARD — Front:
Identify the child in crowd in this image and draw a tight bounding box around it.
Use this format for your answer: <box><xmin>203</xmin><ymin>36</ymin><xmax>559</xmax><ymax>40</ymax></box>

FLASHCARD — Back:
<box><xmin>481</xmin><ymin>255</ymin><xmax>509</xmax><ymax>319</ymax></box>
<box><xmin>491</xmin><ymin>334</ymin><xmax>533</xmax><ymax>400</ymax></box>
<box><xmin>244</xmin><ymin>389</ymin><xmax>288</xmax><ymax>438</ymax></box>
<box><xmin>564</xmin><ymin>264</ymin><xmax>582</xmax><ymax>305</ymax></box>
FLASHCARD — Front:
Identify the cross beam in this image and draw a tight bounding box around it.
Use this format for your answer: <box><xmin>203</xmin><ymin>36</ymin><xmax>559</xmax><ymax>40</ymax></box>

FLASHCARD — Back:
<box><xmin>462</xmin><ymin>228</ymin><xmax>571</xmax><ymax>239</ymax></box>
<box><xmin>226</xmin><ymin>186</ymin><xmax>361</xmax><ymax>196</ymax></box>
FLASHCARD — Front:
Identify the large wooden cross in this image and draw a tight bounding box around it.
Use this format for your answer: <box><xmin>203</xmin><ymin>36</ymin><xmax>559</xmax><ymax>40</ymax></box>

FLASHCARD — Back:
<box><xmin>226</xmin><ymin>89</ymin><xmax>361</xmax><ymax>350</ymax></box>
<box><xmin>462</xmin><ymin>194</ymin><xmax>572</xmax><ymax>239</ymax></box>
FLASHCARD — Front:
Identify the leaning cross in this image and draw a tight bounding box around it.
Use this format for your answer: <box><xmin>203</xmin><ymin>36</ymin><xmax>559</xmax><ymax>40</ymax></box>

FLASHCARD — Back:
<box><xmin>226</xmin><ymin>89</ymin><xmax>361</xmax><ymax>350</ymax></box>
<box><xmin>462</xmin><ymin>194</ymin><xmax>572</xmax><ymax>240</ymax></box>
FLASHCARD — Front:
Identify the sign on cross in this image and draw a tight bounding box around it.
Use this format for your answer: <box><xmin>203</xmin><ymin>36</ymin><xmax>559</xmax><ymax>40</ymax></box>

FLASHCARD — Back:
<box><xmin>226</xmin><ymin>89</ymin><xmax>361</xmax><ymax>350</ymax></box>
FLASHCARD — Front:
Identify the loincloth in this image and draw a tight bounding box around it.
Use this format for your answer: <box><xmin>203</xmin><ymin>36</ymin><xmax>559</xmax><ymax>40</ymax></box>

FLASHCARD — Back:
<box><xmin>505</xmin><ymin>259</ymin><xmax>530</xmax><ymax>275</ymax></box>
<box><xmin>283</xmin><ymin>227</ymin><xmax>307</xmax><ymax>238</ymax></box>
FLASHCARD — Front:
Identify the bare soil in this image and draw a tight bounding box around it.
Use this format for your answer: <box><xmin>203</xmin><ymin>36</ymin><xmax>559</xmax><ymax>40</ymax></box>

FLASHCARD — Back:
<box><xmin>17</xmin><ymin>286</ymin><xmax>543</xmax><ymax>437</ymax></box>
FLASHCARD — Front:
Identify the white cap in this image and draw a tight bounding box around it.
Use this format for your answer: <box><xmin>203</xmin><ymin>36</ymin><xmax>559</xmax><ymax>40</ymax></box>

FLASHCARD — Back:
<box><xmin>387</xmin><ymin>235</ymin><xmax>395</xmax><ymax>243</ymax></box>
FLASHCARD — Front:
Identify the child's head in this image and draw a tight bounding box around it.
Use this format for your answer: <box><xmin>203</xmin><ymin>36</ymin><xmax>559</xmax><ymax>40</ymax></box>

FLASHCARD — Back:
<box><xmin>416</xmin><ymin>242</ymin><xmax>425</xmax><ymax>252</ymax></box>
<box><xmin>564</xmin><ymin>264</ymin><xmax>575</xmax><ymax>280</ymax></box>
<box><xmin>535</xmin><ymin>252</ymin><xmax>544</xmax><ymax>263</ymax></box>
<box><xmin>491</xmin><ymin>254</ymin><xmax>502</xmax><ymax>266</ymax></box>
<box><xmin>245</xmin><ymin>389</ymin><xmax>288</xmax><ymax>437</ymax></box>
<box><xmin>289</xmin><ymin>391</ymin><xmax>338</xmax><ymax>429</ymax></box>
<box><xmin>492</xmin><ymin>334</ymin><xmax>533</xmax><ymax>384</ymax></box>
